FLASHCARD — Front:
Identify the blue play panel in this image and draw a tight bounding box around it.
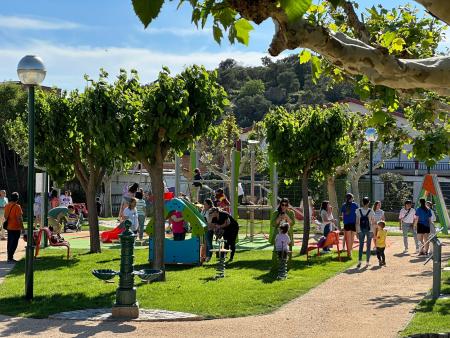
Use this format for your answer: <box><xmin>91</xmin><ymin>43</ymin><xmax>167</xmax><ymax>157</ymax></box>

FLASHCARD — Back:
<box><xmin>149</xmin><ymin>237</ymin><xmax>201</xmax><ymax>265</ymax></box>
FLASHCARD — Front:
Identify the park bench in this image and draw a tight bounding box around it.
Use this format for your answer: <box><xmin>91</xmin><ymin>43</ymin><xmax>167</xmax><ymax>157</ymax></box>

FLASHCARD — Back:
<box><xmin>34</xmin><ymin>227</ymin><xmax>71</xmax><ymax>259</ymax></box>
<box><xmin>307</xmin><ymin>230</ymin><xmax>341</xmax><ymax>261</ymax></box>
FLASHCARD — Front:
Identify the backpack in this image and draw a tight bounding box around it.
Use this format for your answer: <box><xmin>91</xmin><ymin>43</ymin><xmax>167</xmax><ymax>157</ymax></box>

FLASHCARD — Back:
<box><xmin>359</xmin><ymin>209</ymin><xmax>371</xmax><ymax>231</ymax></box>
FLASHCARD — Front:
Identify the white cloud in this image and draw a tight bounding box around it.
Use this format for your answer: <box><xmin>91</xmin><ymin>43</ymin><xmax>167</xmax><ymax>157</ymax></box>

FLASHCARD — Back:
<box><xmin>143</xmin><ymin>27</ymin><xmax>211</xmax><ymax>37</ymax></box>
<box><xmin>0</xmin><ymin>40</ymin><xmax>280</xmax><ymax>90</ymax></box>
<box><xmin>0</xmin><ymin>15</ymin><xmax>81</xmax><ymax>30</ymax></box>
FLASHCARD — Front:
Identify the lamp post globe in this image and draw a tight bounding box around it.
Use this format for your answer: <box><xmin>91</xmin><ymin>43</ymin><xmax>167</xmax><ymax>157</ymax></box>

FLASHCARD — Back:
<box><xmin>364</xmin><ymin>127</ymin><xmax>378</xmax><ymax>143</ymax></box>
<box><xmin>17</xmin><ymin>55</ymin><xmax>46</xmax><ymax>85</ymax></box>
<box><xmin>17</xmin><ymin>55</ymin><xmax>45</xmax><ymax>300</ymax></box>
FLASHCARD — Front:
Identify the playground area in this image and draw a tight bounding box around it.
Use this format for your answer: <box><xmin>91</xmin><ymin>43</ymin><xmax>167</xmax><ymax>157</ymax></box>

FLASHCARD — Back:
<box><xmin>0</xmin><ymin>234</ymin><xmax>448</xmax><ymax>337</ymax></box>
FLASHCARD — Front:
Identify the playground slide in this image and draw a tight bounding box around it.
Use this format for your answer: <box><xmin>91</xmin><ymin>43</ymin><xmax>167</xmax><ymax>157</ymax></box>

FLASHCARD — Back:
<box><xmin>101</xmin><ymin>224</ymin><xmax>124</xmax><ymax>243</ymax></box>
<box><xmin>165</xmin><ymin>198</ymin><xmax>207</xmax><ymax>236</ymax></box>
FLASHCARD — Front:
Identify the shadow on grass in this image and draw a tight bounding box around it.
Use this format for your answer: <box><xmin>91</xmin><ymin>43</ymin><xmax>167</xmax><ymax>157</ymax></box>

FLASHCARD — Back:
<box><xmin>6</xmin><ymin>256</ymin><xmax>81</xmax><ymax>277</ymax></box>
<box><xmin>0</xmin><ymin>292</ymin><xmax>115</xmax><ymax>319</ymax></box>
<box><xmin>0</xmin><ymin>306</ymin><xmax>135</xmax><ymax>338</ymax></box>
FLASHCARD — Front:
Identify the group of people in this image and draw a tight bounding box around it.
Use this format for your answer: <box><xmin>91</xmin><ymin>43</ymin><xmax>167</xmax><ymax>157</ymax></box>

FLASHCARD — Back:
<box><xmin>269</xmin><ymin>192</ymin><xmax>436</xmax><ymax>269</ymax></box>
<box><xmin>118</xmin><ymin>183</ymin><xmax>147</xmax><ymax>240</ymax></box>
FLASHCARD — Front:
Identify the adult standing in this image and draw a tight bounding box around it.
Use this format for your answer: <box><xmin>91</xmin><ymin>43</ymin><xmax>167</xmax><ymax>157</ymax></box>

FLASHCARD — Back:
<box><xmin>320</xmin><ymin>200</ymin><xmax>337</xmax><ymax>252</ymax></box>
<box><xmin>270</xmin><ymin>198</ymin><xmax>295</xmax><ymax>257</ymax></box>
<box><xmin>135</xmin><ymin>191</ymin><xmax>146</xmax><ymax>240</ymax></box>
<box><xmin>0</xmin><ymin>190</ymin><xmax>8</xmax><ymax>240</ymax></box>
<box><xmin>415</xmin><ymin>198</ymin><xmax>432</xmax><ymax>256</ymax></box>
<box><xmin>50</xmin><ymin>189</ymin><xmax>60</xmax><ymax>209</ymax></box>
<box><xmin>340</xmin><ymin>193</ymin><xmax>359</xmax><ymax>258</ymax></box>
<box><xmin>355</xmin><ymin>197</ymin><xmax>376</xmax><ymax>267</ymax></box>
<box><xmin>4</xmin><ymin>192</ymin><xmax>24</xmax><ymax>263</ymax></box>
<box><xmin>119</xmin><ymin>183</ymin><xmax>139</xmax><ymax>218</ymax></box>
<box><xmin>399</xmin><ymin>200</ymin><xmax>419</xmax><ymax>253</ymax></box>
<box><xmin>237</xmin><ymin>183</ymin><xmax>244</xmax><ymax>205</ymax></box>
<box><xmin>209</xmin><ymin>207</ymin><xmax>239</xmax><ymax>262</ymax></box>
<box><xmin>201</xmin><ymin>198</ymin><xmax>214</xmax><ymax>262</ymax></box>
<box><xmin>192</xmin><ymin>168</ymin><xmax>203</xmax><ymax>203</ymax></box>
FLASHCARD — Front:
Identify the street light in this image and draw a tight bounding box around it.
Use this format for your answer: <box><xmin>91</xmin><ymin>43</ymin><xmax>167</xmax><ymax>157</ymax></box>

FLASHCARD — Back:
<box><xmin>17</xmin><ymin>55</ymin><xmax>46</xmax><ymax>300</ymax></box>
<box><xmin>247</xmin><ymin>139</ymin><xmax>259</xmax><ymax>241</ymax></box>
<box><xmin>365</xmin><ymin>127</ymin><xmax>378</xmax><ymax>203</ymax></box>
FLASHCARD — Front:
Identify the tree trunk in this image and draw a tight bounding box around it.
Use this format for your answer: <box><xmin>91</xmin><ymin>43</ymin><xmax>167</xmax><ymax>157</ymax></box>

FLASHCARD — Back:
<box><xmin>350</xmin><ymin>174</ymin><xmax>360</xmax><ymax>204</ymax></box>
<box><xmin>103</xmin><ymin>175</ymin><xmax>113</xmax><ymax>217</ymax></box>
<box><xmin>327</xmin><ymin>176</ymin><xmax>340</xmax><ymax>227</ymax></box>
<box><xmin>86</xmin><ymin>178</ymin><xmax>101</xmax><ymax>253</ymax></box>
<box><xmin>147</xmin><ymin>161</ymin><xmax>166</xmax><ymax>281</ymax></box>
<box><xmin>300</xmin><ymin>172</ymin><xmax>310</xmax><ymax>255</ymax></box>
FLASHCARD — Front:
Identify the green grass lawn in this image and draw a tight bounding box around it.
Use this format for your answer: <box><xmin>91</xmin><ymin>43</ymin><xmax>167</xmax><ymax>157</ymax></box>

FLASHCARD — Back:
<box><xmin>402</xmin><ymin>261</ymin><xmax>450</xmax><ymax>336</ymax></box>
<box><xmin>0</xmin><ymin>249</ymin><xmax>353</xmax><ymax>319</ymax></box>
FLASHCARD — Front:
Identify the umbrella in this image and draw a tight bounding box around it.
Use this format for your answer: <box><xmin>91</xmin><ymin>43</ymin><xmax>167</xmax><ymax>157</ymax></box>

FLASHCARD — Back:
<box><xmin>48</xmin><ymin>206</ymin><xmax>69</xmax><ymax>218</ymax></box>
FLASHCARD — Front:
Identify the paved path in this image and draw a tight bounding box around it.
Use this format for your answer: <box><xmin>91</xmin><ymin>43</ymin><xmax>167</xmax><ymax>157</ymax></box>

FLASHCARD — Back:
<box><xmin>0</xmin><ymin>236</ymin><xmax>448</xmax><ymax>338</ymax></box>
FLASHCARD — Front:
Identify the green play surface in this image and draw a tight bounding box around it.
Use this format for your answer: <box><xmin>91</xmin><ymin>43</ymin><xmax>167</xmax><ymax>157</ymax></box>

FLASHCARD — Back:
<box><xmin>44</xmin><ymin>232</ymin><xmax>303</xmax><ymax>251</ymax></box>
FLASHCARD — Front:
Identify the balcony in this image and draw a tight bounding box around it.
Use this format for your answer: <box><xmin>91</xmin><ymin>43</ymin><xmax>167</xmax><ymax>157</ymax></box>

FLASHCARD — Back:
<box><xmin>375</xmin><ymin>161</ymin><xmax>450</xmax><ymax>176</ymax></box>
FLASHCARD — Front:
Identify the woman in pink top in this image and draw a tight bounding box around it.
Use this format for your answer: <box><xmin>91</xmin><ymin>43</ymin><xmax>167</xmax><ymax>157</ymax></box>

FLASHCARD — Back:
<box><xmin>170</xmin><ymin>211</ymin><xmax>186</xmax><ymax>241</ymax></box>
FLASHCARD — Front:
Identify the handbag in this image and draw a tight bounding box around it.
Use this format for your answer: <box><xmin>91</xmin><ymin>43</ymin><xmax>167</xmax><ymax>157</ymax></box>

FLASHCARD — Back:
<box><xmin>3</xmin><ymin>204</ymin><xmax>17</xmax><ymax>231</ymax></box>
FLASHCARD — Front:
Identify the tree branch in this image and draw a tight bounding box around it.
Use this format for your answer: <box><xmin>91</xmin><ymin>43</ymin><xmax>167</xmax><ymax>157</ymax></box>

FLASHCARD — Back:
<box><xmin>343</xmin><ymin>1</ymin><xmax>370</xmax><ymax>44</ymax></box>
<box><xmin>414</xmin><ymin>0</ymin><xmax>450</xmax><ymax>26</ymax></box>
<box><xmin>268</xmin><ymin>14</ymin><xmax>450</xmax><ymax>96</ymax></box>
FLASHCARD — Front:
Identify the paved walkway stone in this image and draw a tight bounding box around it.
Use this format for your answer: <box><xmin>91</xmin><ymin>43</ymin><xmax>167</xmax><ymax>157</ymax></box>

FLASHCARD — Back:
<box><xmin>0</xmin><ymin>236</ymin><xmax>448</xmax><ymax>337</ymax></box>
<box><xmin>49</xmin><ymin>308</ymin><xmax>203</xmax><ymax>322</ymax></box>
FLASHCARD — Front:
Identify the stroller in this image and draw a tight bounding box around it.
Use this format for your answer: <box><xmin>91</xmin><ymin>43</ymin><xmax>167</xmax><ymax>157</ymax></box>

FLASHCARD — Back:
<box><xmin>64</xmin><ymin>205</ymin><xmax>82</xmax><ymax>232</ymax></box>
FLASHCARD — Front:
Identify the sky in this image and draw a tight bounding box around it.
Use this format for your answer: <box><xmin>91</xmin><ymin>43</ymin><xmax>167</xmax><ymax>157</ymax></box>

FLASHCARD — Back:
<box><xmin>0</xmin><ymin>0</ymin><xmax>419</xmax><ymax>90</ymax></box>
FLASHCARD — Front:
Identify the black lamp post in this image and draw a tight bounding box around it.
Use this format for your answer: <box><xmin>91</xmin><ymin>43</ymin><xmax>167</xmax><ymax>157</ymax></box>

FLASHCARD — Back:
<box><xmin>17</xmin><ymin>55</ymin><xmax>46</xmax><ymax>300</ymax></box>
<box><xmin>365</xmin><ymin>127</ymin><xmax>378</xmax><ymax>202</ymax></box>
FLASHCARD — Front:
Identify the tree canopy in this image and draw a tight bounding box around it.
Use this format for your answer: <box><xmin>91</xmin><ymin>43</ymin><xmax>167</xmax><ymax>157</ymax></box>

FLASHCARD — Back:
<box><xmin>264</xmin><ymin>104</ymin><xmax>353</xmax><ymax>254</ymax></box>
<box><xmin>114</xmin><ymin>66</ymin><xmax>228</xmax><ymax>277</ymax></box>
<box><xmin>132</xmin><ymin>0</ymin><xmax>450</xmax><ymax>164</ymax></box>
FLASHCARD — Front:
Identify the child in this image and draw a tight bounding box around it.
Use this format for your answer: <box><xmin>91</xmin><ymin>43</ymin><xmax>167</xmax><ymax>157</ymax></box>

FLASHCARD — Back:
<box><xmin>275</xmin><ymin>221</ymin><xmax>290</xmax><ymax>259</ymax></box>
<box><xmin>375</xmin><ymin>221</ymin><xmax>387</xmax><ymax>267</ymax></box>
<box><xmin>122</xmin><ymin>197</ymin><xmax>139</xmax><ymax>234</ymax></box>
<box><xmin>135</xmin><ymin>191</ymin><xmax>146</xmax><ymax>240</ymax></box>
<box><xmin>66</xmin><ymin>205</ymin><xmax>79</xmax><ymax>232</ymax></box>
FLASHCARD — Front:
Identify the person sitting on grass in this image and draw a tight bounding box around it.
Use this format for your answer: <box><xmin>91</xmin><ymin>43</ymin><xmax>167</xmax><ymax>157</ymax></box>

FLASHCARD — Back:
<box><xmin>275</xmin><ymin>221</ymin><xmax>290</xmax><ymax>261</ymax></box>
<box><xmin>375</xmin><ymin>221</ymin><xmax>387</xmax><ymax>267</ymax></box>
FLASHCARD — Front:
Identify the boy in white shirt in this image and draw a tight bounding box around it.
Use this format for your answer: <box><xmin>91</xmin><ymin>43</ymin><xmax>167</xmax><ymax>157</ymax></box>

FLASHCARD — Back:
<box><xmin>399</xmin><ymin>200</ymin><xmax>419</xmax><ymax>253</ymax></box>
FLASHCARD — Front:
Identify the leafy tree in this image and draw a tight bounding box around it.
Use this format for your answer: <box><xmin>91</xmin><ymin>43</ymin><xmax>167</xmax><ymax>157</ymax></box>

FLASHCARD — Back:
<box><xmin>115</xmin><ymin>66</ymin><xmax>228</xmax><ymax>279</ymax></box>
<box><xmin>238</xmin><ymin>79</ymin><xmax>265</xmax><ymax>98</ymax></box>
<box><xmin>264</xmin><ymin>104</ymin><xmax>353</xmax><ymax>254</ymax></box>
<box><xmin>0</xmin><ymin>83</ymin><xmax>28</xmax><ymax>195</ymax></box>
<box><xmin>5</xmin><ymin>73</ymin><xmax>128</xmax><ymax>253</ymax></box>
<box><xmin>132</xmin><ymin>0</ymin><xmax>450</xmax><ymax>162</ymax></box>
<box><xmin>234</xmin><ymin>94</ymin><xmax>271</xmax><ymax>127</ymax></box>
<box><xmin>379</xmin><ymin>173</ymin><xmax>412</xmax><ymax>211</ymax></box>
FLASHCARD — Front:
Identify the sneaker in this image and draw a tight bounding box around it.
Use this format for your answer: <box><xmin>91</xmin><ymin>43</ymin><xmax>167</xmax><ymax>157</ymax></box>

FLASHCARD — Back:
<box><xmin>378</xmin><ymin>260</ymin><xmax>383</xmax><ymax>267</ymax></box>
<box><xmin>382</xmin><ymin>261</ymin><xmax>386</xmax><ymax>266</ymax></box>
<box><xmin>365</xmin><ymin>262</ymin><xmax>370</xmax><ymax>267</ymax></box>
<box><xmin>403</xmin><ymin>249</ymin><xmax>408</xmax><ymax>254</ymax></box>
<box><xmin>356</xmin><ymin>261</ymin><xmax>362</xmax><ymax>268</ymax></box>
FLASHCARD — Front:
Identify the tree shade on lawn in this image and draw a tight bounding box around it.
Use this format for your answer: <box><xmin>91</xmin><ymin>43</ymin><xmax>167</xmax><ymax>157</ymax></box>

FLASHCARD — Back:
<box><xmin>0</xmin><ymin>249</ymin><xmax>353</xmax><ymax>318</ymax></box>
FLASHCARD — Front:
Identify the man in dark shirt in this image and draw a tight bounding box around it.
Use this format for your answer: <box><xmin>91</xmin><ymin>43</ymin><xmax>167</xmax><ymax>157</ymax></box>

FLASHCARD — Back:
<box><xmin>209</xmin><ymin>207</ymin><xmax>239</xmax><ymax>262</ymax></box>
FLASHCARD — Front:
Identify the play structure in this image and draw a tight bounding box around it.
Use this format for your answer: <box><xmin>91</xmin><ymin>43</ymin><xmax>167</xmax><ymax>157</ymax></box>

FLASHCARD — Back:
<box><xmin>418</xmin><ymin>174</ymin><xmax>449</xmax><ymax>234</ymax></box>
<box><xmin>33</xmin><ymin>227</ymin><xmax>71</xmax><ymax>259</ymax></box>
<box><xmin>148</xmin><ymin>197</ymin><xmax>207</xmax><ymax>265</ymax></box>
